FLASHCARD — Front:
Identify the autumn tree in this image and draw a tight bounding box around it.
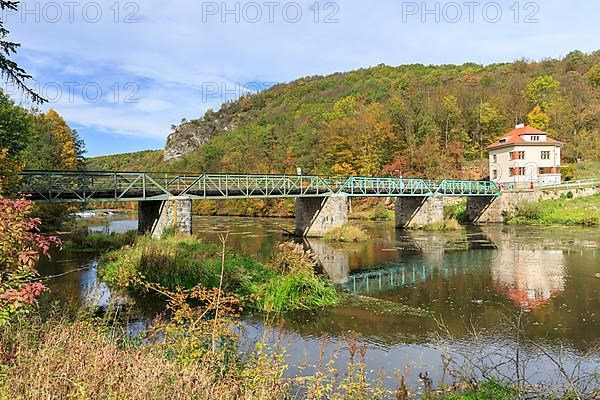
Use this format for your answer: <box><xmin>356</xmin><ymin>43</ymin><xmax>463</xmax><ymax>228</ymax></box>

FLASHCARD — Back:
<box><xmin>527</xmin><ymin>105</ymin><xmax>550</xmax><ymax>131</ymax></box>
<box><xmin>524</xmin><ymin>75</ymin><xmax>561</xmax><ymax>111</ymax></box>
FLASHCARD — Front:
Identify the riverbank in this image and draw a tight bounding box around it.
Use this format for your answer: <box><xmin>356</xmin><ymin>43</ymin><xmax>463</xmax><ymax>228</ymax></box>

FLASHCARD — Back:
<box><xmin>509</xmin><ymin>194</ymin><xmax>600</xmax><ymax>225</ymax></box>
<box><xmin>19</xmin><ymin>218</ymin><xmax>600</xmax><ymax>399</ymax></box>
<box><xmin>1</xmin><ymin>303</ymin><xmax>527</xmax><ymax>399</ymax></box>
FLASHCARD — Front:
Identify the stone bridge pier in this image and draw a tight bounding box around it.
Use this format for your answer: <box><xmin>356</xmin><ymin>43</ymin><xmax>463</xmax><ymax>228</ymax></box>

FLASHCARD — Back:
<box><xmin>295</xmin><ymin>195</ymin><xmax>348</xmax><ymax>237</ymax></box>
<box><xmin>395</xmin><ymin>196</ymin><xmax>444</xmax><ymax>229</ymax></box>
<box><xmin>138</xmin><ymin>197</ymin><xmax>193</xmax><ymax>237</ymax></box>
<box><xmin>467</xmin><ymin>196</ymin><xmax>504</xmax><ymax>223</ymax></box>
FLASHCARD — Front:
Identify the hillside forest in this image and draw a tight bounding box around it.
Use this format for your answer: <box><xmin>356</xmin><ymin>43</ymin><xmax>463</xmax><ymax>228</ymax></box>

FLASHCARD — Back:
<box><xmin>89</xmin><ymin>51</ymin><xmax>600</xmax><ymax>216</ymax></box>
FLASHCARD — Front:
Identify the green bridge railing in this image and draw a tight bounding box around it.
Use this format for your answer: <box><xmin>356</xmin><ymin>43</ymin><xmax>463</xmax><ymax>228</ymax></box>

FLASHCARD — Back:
<box><xmin>16</xmin><ymin>170</ymin><xmax>501</xmax><ymax>203</ymax></box>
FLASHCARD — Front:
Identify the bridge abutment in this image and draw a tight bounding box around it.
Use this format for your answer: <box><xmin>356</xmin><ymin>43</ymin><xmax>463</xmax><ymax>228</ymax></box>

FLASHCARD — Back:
<box><xmin>138</xmin><ymin>197</ymin><xmax>192</xmax><ymax>237</ymax></box>
<box><xmin>395</xmin><ymin>196</ymin><xmax>444</xmax><ymax>229</ymax></box>
<box><xmin>295</xmin><ymin>195</ymin><xmax>348</xmax><ymax>237</ymax></box>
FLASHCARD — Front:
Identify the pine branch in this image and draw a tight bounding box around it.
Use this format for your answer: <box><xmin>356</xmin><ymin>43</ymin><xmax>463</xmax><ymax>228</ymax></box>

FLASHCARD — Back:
<box><xmin>0</xmin><ymin>1</ymin><xmax>46</xmax><ymax>103</ymax></box>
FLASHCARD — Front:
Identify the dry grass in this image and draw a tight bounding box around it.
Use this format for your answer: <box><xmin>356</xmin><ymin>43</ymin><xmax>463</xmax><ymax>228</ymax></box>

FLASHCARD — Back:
<box><xmin>0</xmin><ymin>314</ymin><xmax>288</xmax><ymax>400</ymax></box>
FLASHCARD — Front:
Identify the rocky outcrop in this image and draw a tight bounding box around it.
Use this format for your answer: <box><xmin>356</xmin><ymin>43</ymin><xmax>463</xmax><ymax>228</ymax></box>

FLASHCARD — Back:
<box><xmin>164</xmin><ymin>121</ymin><xmax>216</xmax><ymax>162</ymax></box>
<box><xmin>163</xmin><ymin>104</ymin><xmax>241</xmax><ymax>162</ymax></box>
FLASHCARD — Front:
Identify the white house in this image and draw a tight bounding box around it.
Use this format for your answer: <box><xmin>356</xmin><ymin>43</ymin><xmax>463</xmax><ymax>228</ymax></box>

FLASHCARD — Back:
<box><xmin>487</xmin><ymin>124</ymin><xmax>563</xmax><ymax>187</ymax></box>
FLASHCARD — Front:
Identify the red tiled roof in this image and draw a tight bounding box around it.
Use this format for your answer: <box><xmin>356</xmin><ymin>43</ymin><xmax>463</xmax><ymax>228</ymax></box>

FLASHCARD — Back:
<box><xmin>487</xmin><ymin>125</ymin><xmax>564</xmax><ymax>150</ymax></box>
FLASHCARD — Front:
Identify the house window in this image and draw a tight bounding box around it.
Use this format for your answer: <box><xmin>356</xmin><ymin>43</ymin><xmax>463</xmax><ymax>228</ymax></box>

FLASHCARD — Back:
<box><xmin>541</xmin><ymin>151</ymin><xmax>550</xmax><ymax>160</ymax></box>
<box><xmin>539</xmin><ymin>167</ymin><xmax>548</xmax><ymax>175</ymax></box>
<box><xmin>509</xmin><ymin>168</ymin><xmax>514</xmax><ymax>177</ymax></box>
<box><xmin>492</xmin><ymin>170</ymin><xmax>498</xmax><ymax>179</ymax></box>
<box><xmin>493</xmin><ymin>155</ymin><xmax>497</xmax><ymax>163</ymax></box>
<box><xmin>531</xmin><ymin>135</ymin><xmax>540</xmax><ymax>141</ymax></box>
<box><xmin>518</xmin><ymin>151</ymin><xmax>525</xmax><ymax>159</ymax></box>
<box><xmin>519</xmin><ymin>167</ymin><xmax>526</xmax><ymax>176</ymax></box>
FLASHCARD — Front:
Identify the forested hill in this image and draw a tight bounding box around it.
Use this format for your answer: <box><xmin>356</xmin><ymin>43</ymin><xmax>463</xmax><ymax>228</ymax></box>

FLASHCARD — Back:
<box><xmin>90</xmin><ymin>50</ymin><xmax>600</xmax><ymax>179</ymax></box>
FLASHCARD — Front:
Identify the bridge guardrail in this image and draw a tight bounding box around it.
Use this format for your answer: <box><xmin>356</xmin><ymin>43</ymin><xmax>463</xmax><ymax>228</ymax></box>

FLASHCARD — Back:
<box><xmin>499</xmin><ymin>179</ymin><xmax>600</xmax><ymax>192</ymax></box>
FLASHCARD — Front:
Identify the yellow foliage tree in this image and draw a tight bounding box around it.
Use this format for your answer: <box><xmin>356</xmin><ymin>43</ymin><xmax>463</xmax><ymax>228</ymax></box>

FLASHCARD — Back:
<box><xmin>527</xmin><ymin>105</ymin><xmax>550</xmax><ymax>131</ymax></box>
<box><xmin>331</xmin><ymin>162</ymin><xmax>355</xmax><ymax>177</ymax></box>
<box><xmin>43</xmin><ymin>109</ymin><xmax>78</xmax><ymax>170</ymax></box>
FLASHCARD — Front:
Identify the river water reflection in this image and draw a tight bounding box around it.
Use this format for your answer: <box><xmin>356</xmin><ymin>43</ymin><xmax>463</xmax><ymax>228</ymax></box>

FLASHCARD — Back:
<box><xmin>38</xmin><ymin>215</ymin><xmax>600</xmax><ymax>392</ymax></box>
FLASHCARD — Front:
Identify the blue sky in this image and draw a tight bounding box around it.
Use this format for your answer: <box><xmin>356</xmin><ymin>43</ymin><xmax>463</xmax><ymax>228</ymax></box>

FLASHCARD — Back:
<box><xmin>5</xmin><ymin>0</ymin><xmax>600</xmax><ymax>157</ymax></box>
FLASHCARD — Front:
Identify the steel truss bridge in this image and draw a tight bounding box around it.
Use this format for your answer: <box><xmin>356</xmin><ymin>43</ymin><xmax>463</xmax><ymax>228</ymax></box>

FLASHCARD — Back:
<box><xmin>17</xmin><ymin>170</ymin><xmax>500</xmax><ymax>203</ymax></box>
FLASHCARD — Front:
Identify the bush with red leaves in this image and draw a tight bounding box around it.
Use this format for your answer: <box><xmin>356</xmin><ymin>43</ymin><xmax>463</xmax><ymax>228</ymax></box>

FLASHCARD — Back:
<box><xmin>0</xmin><ymin>197</ymin><xmax>61</xmax><ymax>324</ymax></box>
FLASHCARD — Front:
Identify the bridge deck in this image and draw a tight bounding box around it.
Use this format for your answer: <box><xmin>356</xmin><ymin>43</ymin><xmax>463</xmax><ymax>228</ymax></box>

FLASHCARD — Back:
<box><xmin>17</xmin><ymin>171</ymin><xmax>500</xmax><ymax>202</ymax></box>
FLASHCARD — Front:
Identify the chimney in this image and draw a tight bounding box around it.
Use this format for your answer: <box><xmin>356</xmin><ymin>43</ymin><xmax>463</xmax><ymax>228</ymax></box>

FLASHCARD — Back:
<box><xmin>515</xmin><ymin>123</ymin><xmax>525</xmax><ymax>129</ymax></box>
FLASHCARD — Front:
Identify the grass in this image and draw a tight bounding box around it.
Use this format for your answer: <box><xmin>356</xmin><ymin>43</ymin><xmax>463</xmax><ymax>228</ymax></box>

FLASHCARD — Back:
<box><xmin>422</xmin><ymin>219</ymin><xmax>462</xmax><ymax>232</ymax></box>
<box><xmin>510</xmin><ymin>194</ymin><xmax>600</xmax><ymax>225</ymax></box>
<box><xmin>63</xmin><ymin>229</ymin><xmax>137</xmax><ymax>253</ymax></box>
<box><xmin>256</xmin><ymin>273</ymin><xmax>338</xmax><ymax>313</ymax></box>
<box><xmin>435</xmin><ymin>379</ymin><xmax>518</xmax><ymax>399</ymax></box>
<box><xmin>324</xmin><ymin>223</ymin><xmax>369</xmax><ymax>242</ymax></box>
<box><xmin>100</xmin><ymin>236</ymin><xmax>338</xmax><ymax>313</ymax></box>
<box><xmin>0</xmin><ymin>310</ymin><xmax>289</xmax><ymax>400</ymax></box>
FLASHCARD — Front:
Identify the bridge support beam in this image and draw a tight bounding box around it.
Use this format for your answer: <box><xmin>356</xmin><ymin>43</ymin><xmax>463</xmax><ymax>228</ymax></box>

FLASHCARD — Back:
<box><xmin>138</xmin><ymin>197</ymin><xmax>192</xmax><ymax>237</ymax></box>
<box><xmin>295</xmin><ymin>195</ymin><xmax>348</xmax><ymax>237</ymax></box>
<box><xmin>395</xmin><ymin>196</ymin><xmax>444</xmax><ymax>229</ymax></box>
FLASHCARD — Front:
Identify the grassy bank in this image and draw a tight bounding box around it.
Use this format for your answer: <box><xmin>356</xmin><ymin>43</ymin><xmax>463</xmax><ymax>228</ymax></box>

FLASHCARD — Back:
<box><xmin>510</xmin><ymin>194</ymin><xmax>600</xmax><ymax>225</ymax></box>
<box><xmin>100</xmin><ymin>235</ymin><xmax>337</xmax><ymax>313</ymax></box>
<box><xmin>1</xmin><ymin>309</ymin><xmax>588</xmax><ymax>400</ymax></box>
<box><xmin>63</xmin><ymin>229</ymin><xmax>137</xmax><ymax>253</ymax></box>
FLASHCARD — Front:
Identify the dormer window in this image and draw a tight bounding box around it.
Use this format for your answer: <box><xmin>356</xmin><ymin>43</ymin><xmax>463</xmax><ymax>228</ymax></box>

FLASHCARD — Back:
<box><xmin>531</xmin><ymin>135</ymin><xmax>540</xmax><ymax>141</ymax></box>
<box><xmin>499</xmin><ymin>138</ymin><xmax>507</xmax><ymax>144</ymax></box>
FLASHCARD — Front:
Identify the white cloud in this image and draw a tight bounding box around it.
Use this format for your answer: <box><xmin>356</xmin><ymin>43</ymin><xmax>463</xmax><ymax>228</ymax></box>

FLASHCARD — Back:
<box><xmin>5</xmin><ymin>0</ymin><xmax>599</xmax><ymax>151</ymax></box>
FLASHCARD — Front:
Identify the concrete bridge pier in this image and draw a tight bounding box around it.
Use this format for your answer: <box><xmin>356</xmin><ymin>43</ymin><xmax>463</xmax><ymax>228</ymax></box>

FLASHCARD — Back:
<box><xmin>138</xmin><ymin>197</ymin><xmax>193</xmax><ymax>237</ymax></box>
<box><xmin>295</xmin><ymin>195</ymin><xmax>348</xmax><ymax>237</ymax></box>
<box><xmin>467</xmin><ymin>196</ymin><xmax>504</xmax><ymax>224</ymax></box>
<box><xmin>395</xmin><ymin>196</ymin><xmax>444</xmax><ymax>229</ymax></box>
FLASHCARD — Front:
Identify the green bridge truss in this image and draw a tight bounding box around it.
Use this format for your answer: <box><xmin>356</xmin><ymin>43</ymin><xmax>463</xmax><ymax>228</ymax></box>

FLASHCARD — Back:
<box><xmin>17</xmin><ymin>171</ymin><xmax>500</xmax><ymax>203</ymax></box>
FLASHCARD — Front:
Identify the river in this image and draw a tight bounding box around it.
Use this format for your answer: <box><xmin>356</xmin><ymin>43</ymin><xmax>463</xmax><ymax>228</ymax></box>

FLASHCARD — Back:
<box><xmin>37</xmin><ymin>215</ymin><xmax>600</xmax><ymax>395</ymax></box>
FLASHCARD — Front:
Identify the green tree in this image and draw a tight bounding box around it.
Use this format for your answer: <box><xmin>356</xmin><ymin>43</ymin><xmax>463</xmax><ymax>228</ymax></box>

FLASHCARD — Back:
<box><xmin>0</xmin><ymin>91</ymin><xmax>33</xmax><ymax>158</ymax></box>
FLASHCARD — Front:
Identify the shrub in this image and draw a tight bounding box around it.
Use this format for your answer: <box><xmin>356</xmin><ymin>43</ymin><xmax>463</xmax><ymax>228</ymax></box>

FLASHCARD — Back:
<box><xmin>516</xmin><ymin>202</ymin><xmax>543</xmax><ymax>220</ymax></box>
<box><xmin>0</xmin><ymin>197</ymin><xmax>60</xmax><ymax>325</ymax></box>
<box><xmin>369</xmin><ymin>204</ymin><xmax>391</xmax><ymax>221</ymax></box>
<box><xmin>566</xmin><ymin>191</ymin><xmax>574</xmax><ymax>199</ymax></box>
<box><xmin>444</xmin><ymin>200</ymin><xmax>467</xmax><ymax>222</ymax></box>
